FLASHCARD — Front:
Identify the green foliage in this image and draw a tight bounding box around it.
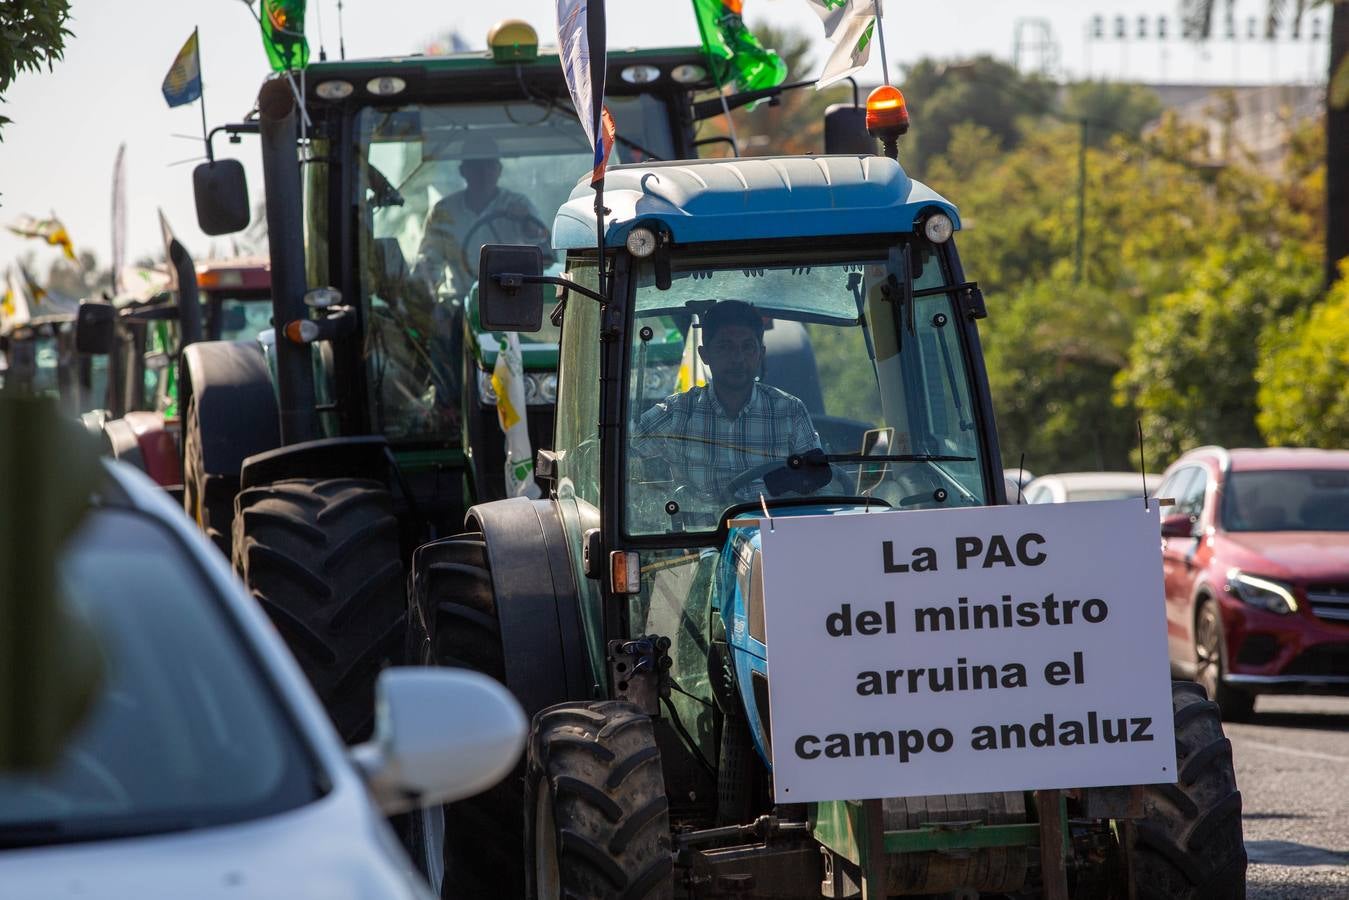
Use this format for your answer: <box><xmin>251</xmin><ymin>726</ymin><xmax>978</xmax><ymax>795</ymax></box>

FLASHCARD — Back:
<box><xmin>1115</xmin><ymin>241</ymin><xmax>1322</xmax><ymax>470</ymax></box>
<box><xmin>1256</xmin><ymin>261</ymin><xmax>1349</xmax><ymax>446</ymax></box>
<box><xmin>0</xmin><ymin>0</ymin><xmax>72</xmax><ymax>136</ymax></box>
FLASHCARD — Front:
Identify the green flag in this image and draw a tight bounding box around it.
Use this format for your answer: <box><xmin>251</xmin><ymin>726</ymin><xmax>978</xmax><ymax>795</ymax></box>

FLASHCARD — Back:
<box><xmin>260</xmin><ymin>0</ymin><xmax>308</xmax><ymax>72</ymax></box>
<box><xmin>690</xmin><ymin>0</ymin><xmax>786</xmax><ymax>93</ymax></box>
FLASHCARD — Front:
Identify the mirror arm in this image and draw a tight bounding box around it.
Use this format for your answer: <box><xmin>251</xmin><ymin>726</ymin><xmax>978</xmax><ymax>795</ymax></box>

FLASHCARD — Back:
<box><xmin>493</xmin><ymin>273</ymin><xmax>605</xmax><ymax>305</ymax></box>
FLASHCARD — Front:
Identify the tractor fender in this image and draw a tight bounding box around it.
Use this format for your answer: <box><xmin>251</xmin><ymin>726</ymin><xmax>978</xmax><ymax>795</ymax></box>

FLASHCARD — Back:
<box><xmin>464</xmin><ymin>497</ymin><xmax>591</xmax><ymax>719</ymax></box>
<box><xmin>179</xmin><ymin>340</ymin><xmax>280</xmax><ymax>479</ymax></box>
<box><xmin>239</xmin><ymin>435</ymin><xmax>392</xmax><ymax>490</ymax></box>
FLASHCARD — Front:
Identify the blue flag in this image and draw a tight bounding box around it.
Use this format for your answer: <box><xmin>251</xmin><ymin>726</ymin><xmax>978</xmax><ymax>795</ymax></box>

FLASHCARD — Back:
<box><xmin>162</xmin><ymin>30</ymin><xmax>203</xmax><ymax>108</ymax></box>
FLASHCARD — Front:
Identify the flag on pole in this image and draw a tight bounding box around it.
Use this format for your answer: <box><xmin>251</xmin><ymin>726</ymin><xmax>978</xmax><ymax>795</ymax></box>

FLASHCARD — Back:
<box><xmin>16</xmin><ymin>264</ymin><xmax>48</xmax><ymax>309</ymax></box>
<box><xmin>691</xmin><ymin>1</ymin><xmax>787</xmax><ymax>93</ymax></box>
<box><xmin>111</xmin><ymin>144</ymin><xmax>128</xmax><ymax>296</ymax></box>
<box><xmin>7</xmin><ymin>215</ymin><xmax>76</xmax><ymax>262</ymax></box>
<box><xmin>162</xmin><ymin>30</ymin><xmax>203</xmax><ymax>107</ymax></box>
<box><xmin>556</xmin><ymin>0</ymin><xmax>615</xmax><ymax>185</ymax></box>
<box><xmin>260</xmin><ymin>0</ymin><xmax>309</xmax><ymax>72</ymax></box>
<box><xmin>806</xmin><ymin>0</ymin><xmax>877</xmax><ymax>89</ymax></box>
<box><xmin>490</xmin><ymin>333</ymin><xmax>542</xmax><ymax>499</ymax></box>
<box><xmin>675</xmin><ymin>320</ymin><xmax>707</xmax><ymax>392</ymax></box>
<box><xmin>0</xmin><ymin>270</ymin><xmax>30</xmax><ymax>335</ymax></box>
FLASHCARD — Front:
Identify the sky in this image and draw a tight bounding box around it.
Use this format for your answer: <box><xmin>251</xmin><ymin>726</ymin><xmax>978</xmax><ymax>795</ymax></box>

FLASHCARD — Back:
<box><xmin>0</xmin><ymin>0</ymin><xmax>1331</xmax><ymax>281</ymax></box>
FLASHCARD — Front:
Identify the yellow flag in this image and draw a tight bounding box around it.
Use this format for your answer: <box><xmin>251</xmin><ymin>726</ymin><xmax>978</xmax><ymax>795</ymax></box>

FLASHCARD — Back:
<box><xmin>8</xmin><ymin>215</ymin><xmax>76</xmax><ymax>262</ymax></box>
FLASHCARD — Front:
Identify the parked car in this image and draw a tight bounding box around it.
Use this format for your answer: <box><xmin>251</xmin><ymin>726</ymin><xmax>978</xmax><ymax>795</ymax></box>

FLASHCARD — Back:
<box><xmin>0</xmin><ymin>460</ymin><xmax>526</xmax><ymax>898</ymax></box>
<box><xmin>1157</xmin><ymin>446</ymin><xmax>1349</xmax><ymax>719</ymax></box>
<box><xmin>1021</xmin><ymin>470</ymin><xmax>1162</xmax><ymax>504</ymax></box>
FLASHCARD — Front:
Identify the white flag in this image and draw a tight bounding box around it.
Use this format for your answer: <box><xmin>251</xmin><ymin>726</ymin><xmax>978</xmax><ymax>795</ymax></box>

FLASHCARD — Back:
<box><xmin>1</xmin><ymin>269</ymin><xmax>32</xmax><ymax>335</ymax></box>
<box><xmin>491</xmin><ymin>332</ymin><xmax>542</xmax><ymax>499</ymax></box>
<box><xmin>111</xmin><ymin>143</ymin><xmax>128</xmax><ymax>296</ymax></box>
<box><xmin>806</xmin><ymin>0</ymin><xmax>877</xmax><ymax>89</ymax></box>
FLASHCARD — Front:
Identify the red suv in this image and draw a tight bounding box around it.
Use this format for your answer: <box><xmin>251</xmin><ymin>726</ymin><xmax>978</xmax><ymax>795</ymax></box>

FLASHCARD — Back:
<box><xmin>1158</xmin><ymin>446</ymin><xmax>1349</xmax><ymax>719</ymax></box>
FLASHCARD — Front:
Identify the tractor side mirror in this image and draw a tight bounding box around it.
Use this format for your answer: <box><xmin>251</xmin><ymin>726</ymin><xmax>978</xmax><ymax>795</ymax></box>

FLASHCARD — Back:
<box><xmin>823</xmin><ymin>104</ymin><xmax>877</xmax><ymax>155</ymax></box>
<box><xmin>1160</xmin><ymin>513</ymin><xmax>1196</xmax><ymax>539</ymax></box>
<box><xmin>75</xmin><ymin>301</ymin><xmax>116</xmax><ymax>355</ymax></box>
<box><xmin>478</xmin><ymin>244</ymin><xmax>544</xmax><ymax>333</ymax></box>
<box><xmin>193</xmin><ymin>159</ymin><xmax>250</xmax><ymax>236</ymax></box>
<box><xmin>855</xmin><ymin>426</ymin><xmax>894</xmax><ymax>494</ymax></box>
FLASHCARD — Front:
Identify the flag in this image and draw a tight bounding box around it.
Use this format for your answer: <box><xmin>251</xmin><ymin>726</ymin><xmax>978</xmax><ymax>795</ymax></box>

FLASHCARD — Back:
<box><xmin>162</xmin><ymin>30</ymin><xmax>203</xmax><ymax>108</ymax></box>
<box><xmin>16</xmin><ymin>264</ymin><xmax>47</xmax><ymax>309</ymax></box>
<box><xmin>7</xmin><ymin>214</ymin><xmax>76</xmax><ymax>261</ymax></box>
<box><xmin>556</xmin><ymin>0</ymin><xmax>614</xmax><ymax>185</ymax></box>
<box><xmin>1</xmin><ymin>270</ymin><xmax>32</xmax><ymax>334</ymax></box>
<box><xmin>260</xmin><ymin>0</ymin><xmax>309</xmax><ymax>73</ymax></box>
<box><xmin>111</xmin><ymin>144</ymin><xmax>127</xmax><ymax>296</ymax></box>
<box><xmin>490</xmin><ymin>333</ymin><xmax>541</xmax><ymax>499</ymax></box>
<box><xmin>675</xmin><ymin>320</ymin><xmax>707</xmax><ymax>392</ymax></box>
<box><xmin>806</xmin><ymin>0</ymin><xmax>877</xmax><ymax>89</ymax></box>
<box><xmin>691</xmin><ymin>1</ymin><xmax>787</xmax><ymax>93</ymax></box>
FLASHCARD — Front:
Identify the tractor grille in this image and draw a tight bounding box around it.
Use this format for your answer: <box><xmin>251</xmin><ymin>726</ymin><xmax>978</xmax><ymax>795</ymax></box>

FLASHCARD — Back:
<box><xmin>1284</xmin><ymin>643</ymin><xmax>1349</xmax><ymax>677</ymax></box>
<box><xmin>1306</xmin><ymin>583</ymin><xmax>1349</xmax><ymax>624</ymax></box>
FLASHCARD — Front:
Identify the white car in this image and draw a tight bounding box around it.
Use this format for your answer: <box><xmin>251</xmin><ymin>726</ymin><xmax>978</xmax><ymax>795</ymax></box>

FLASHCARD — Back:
<box><xmin>0</xmin><ymin>461</ymin><xmax>526</xmax><ymax>899</ymax></box>
<box><xmin>1021</xmin><ymin>470</ymin><xmax>1163</xmax><ymax>504</ymax></box>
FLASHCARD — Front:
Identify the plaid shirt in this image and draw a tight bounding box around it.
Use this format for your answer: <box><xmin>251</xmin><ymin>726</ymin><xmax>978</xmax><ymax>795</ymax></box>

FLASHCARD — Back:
<box><xmin>633</xmin><ymin>382</ymin><xmax>820</xmax><ymax>497</ymax></box>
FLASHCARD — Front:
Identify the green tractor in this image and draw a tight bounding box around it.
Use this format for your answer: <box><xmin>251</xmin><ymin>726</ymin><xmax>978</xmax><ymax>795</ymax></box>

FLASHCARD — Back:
<box><xmin>184</xmin><ymin>21</ymin><xmax>747</xmax><ymax>744</ymax></box>
<box><xmin>408</xmin><ymin>143</ymin><xmax>1246</xmax><ymax>895</ymax></box>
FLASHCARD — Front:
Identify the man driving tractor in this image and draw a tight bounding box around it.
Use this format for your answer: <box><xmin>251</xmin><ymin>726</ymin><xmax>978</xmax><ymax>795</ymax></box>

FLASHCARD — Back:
<box><xmin>632</xmin><ymin>299</ymin><xmax>820</xmax><ymax>500</ymax></box>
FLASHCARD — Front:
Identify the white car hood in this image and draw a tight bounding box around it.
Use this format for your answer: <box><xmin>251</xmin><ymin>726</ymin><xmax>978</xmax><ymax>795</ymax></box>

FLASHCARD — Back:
<box><xmin>0</xmin><ymin>786</ymin><xmax>431</xmax><ymax>900</ymax></box>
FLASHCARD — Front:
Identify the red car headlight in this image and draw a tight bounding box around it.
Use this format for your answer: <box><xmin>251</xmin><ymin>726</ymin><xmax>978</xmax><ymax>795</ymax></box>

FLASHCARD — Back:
<box><xmin>1226</xmin><ymin>570</ymin><xmax>1298</xmax><ymax>615</ymax></box>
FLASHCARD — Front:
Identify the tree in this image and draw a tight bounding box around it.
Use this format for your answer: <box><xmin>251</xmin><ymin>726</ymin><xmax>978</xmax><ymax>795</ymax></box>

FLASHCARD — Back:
<box><xmin>1256</xmin><ymin>261</ymin><xmax>1349</xmax><ymax>446</ymax></box>
<box><xmin>1184</xmin><ymin>0</ymin><xmax>1349</xmax><ymax>286</ymax></box>
<box><xmin>0</xmin><ymin>0</ymin><xmax>72</xmax><ymax>137</ymax></box>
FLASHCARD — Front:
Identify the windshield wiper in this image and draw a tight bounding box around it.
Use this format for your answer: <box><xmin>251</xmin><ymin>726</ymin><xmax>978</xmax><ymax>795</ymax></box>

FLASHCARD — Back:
<box><xmin>0</xmin><ymin>814</ymin><xmax>206</xmax><ymax>849</ymax></box>
<box><xmin>788</xmin><ymin>450</ymin><xmax>975</xmax><ymax>467</ymax></box>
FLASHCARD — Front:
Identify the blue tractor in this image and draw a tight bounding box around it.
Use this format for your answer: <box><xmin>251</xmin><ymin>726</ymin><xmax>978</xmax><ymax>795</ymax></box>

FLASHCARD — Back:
<box><xmin>410</xmin><ymin>144</ymin><xmax>1246</xmax><ymax>895</ymax></box>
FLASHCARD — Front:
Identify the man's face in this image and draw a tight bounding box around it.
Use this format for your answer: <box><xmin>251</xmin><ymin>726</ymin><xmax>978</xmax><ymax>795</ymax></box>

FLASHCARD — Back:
<box><xmin>460</xmin><ymin>158</ymin><xmax>502</xmax><ymax>191</ymax></box>
<box><xmin>698</xmin><ymin>323</ymin><xmax>762</xmax><ymax>392</ymax></box>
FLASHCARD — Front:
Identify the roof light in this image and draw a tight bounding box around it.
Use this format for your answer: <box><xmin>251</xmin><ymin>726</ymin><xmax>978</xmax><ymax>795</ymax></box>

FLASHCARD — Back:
<box><xmin>488</xmin><ymin>19</ymin><xmax>538</xmax><ymax>63</ymax></box>
<box><xmin>923</xmin><ymin>212</ymin><xmax>954</xmax><ymax>244</ymax></box>
<box><xmin>366</xmin><ymin>76</ymin><xmax>406</xmax><ymax>97</ymax></box>
<box><xmin>865</xmin><ymin>85</ymin><xmax>910</xmax><ymax>157</ymax></box>
<box><xmin>671</xmin><ymin>64</ymin><xmax>707</xmax><ymax>84</ymax></box>
<box><xmin>315</xmin><ymin>80</ymin><xmax>354</xmax><ymax>100</ymax></box>
<box><xmin>626</xmin><ymin>227</ymin><xmax>657</xmax><ymax>258</ymax></box>
<box><xmin>620</xmin><ymin>65</ymin><xmax>661</xmax><ymax>85</ymax></box>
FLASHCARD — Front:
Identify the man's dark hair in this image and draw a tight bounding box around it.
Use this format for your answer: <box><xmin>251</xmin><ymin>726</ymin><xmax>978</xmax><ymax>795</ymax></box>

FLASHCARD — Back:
<box><xmin>701</xmin><ymin>299</ymin><xmax>764</xmax><ymax>345</ymax></box>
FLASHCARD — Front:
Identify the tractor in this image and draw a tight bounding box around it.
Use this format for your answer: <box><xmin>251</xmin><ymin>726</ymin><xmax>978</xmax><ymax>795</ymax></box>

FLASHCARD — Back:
<box><xmin>182</xmin><ymin>21</ymin><xmax>763</xmax><ymax>747</ymax></box>
<box><xmin>407</xmin><ymin>116</ymin><xmax>1246</xmax><ymax>895</ymax></box>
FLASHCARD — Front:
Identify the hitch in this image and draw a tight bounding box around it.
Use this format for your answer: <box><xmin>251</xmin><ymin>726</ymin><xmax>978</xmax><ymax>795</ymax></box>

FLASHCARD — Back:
<box><xmin>608</xmin><ymin>634</ymin><xmax>671</xmax><ymax>715</ymax></box>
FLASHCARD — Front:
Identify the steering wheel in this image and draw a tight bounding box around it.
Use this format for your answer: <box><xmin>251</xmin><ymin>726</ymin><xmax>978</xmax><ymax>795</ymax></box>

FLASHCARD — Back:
<box><xmin>459</xmin><ymin>209</ymin><xmax>552</xmax><ymax>281</ymax></box>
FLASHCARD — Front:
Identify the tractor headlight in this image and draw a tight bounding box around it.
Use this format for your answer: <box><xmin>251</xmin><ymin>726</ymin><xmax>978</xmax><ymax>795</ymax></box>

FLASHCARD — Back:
<box><xmin>477</xmin><ymin>369</ymin><xmax>498</xmax><ymax>406</ymax></box>
<box><xmin>534</xmin><ymin>372</ymin><xmax>559</xmax><ymax>404</ymax></box>
<box><xmin>1226</xmin><ymin>570</ymin><xmax>1298</xmax><ymax>615</ymax></box>
<box><xmin>922</xmin><ymin>212</ymin><xmax>954</xmax><ymax>244</ymax></box>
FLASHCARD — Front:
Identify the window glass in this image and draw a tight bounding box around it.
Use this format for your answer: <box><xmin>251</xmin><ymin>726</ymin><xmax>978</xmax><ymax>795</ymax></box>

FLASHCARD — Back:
<box><xmin>1177</xmin><ymin>468</ymin><xmax>1209</xmax><ymax>518</ymax></box>
<box><xmin>0</xmin><ymin>509</ymin><xmax>318</xmax><ymax>844</ymax></box>
<box><xmin>1222</xmin><ymin>469</ymin><xmax>1349</xmax><ymax>532</ymax></box>
<box><xmin>624</xmin><ymin>248</ymin><xmax>986</xmax><ymax>536</ymax></box>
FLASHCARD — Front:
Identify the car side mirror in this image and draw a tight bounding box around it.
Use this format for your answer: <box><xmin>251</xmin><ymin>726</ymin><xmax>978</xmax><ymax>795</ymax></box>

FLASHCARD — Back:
<box><xmin>350</xmin><ymin>668</ymin><xmax>526</xmax><ymax>816</ymax></box>
<box><xmin>823</xmin><ymin>104</ymin><xmax>877</xmax><ymax>155</ymax></box>
<box><xmin>193</xmin><ymin>159</ymin><xmax>250</xmax><ymax>236</ymax></box>
<box><xmin>478</xmin><ymin>244</ymin><xmax>544</xmax><ymax>333</ymax></box>
<box><xmin>1160</xmin><ymin>513</ymin><xmax>1196</xmax><ymax>539</ymax></box>
<box><xmin>75</xmin><ymin>301</ymin><xmax>116</xmax><ymax>355</ymax></box>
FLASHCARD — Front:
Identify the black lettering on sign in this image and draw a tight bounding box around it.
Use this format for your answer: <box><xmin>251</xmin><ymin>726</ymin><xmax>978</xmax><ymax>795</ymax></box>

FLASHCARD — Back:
<box><xmin>882</xmin><ymin>541</ymin><xmax>939</xmax><ymax>573</ymax></box>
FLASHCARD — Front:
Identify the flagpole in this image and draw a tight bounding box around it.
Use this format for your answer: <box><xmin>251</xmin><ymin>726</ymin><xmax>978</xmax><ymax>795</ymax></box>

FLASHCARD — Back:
<box><xmin>196</xmin><ymin>26</ymin><xmax>212</xmax><ymax>161</ymax></box>
<box><xmin>872</xmin><ymin>0</ymin><xmax>891</xmax><ymax>85</ymax></box>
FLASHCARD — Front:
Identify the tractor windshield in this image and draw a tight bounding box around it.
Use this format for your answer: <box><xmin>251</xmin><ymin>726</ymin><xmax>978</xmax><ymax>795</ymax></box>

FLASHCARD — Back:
<box><xmin>353</xmin><ymin>96</ymin><xmax>673</xmax><ymax>443</ymax></box>
<box><xmin>624</xmin><ymin>245</ymin><xmax>989</xmax><ymax>536</ymax></box>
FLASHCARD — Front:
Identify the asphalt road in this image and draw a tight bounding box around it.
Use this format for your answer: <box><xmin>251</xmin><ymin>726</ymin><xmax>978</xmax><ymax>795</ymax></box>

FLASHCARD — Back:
<box><xmin>1226</xmin><ymin>694</ymin><xmax>1349</xmax><ymax>898</ymax></box>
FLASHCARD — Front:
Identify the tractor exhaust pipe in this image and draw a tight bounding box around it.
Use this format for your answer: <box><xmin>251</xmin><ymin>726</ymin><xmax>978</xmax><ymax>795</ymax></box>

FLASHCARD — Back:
<box><xmin>258</xmin><ymin>76</ymin><xmax>318</xmax><ymax>446</ymax></box>
<box><xmin>168</xmin><ymin>238</ymin><xmax>203</xmax><ymax>348</ymax></box>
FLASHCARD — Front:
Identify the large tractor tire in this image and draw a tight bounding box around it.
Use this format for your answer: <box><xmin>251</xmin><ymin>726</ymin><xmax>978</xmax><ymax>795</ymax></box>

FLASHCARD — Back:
<box><xmin>233</xmin><ymin>477</ymin><xmax>404</xmax><ymax>742</ymax></box>
<box><xmin>411</xmin><ymin>532</ymin><xmax>521</xmax><ymax>898</ymax></box>
<box><xmin>182</xmin><ymin>393</ymin><xmax>233</xmax><ymax>557</ymax></box>
<box><xmin>1128</xmin><ymin>680</ymin><xmax>1247</xmax><ymax>899</ymax></box>
<box><xmin>525</xmin><ymin>701</ymin><xmax>673</xmax><ymax>900</ymax></box>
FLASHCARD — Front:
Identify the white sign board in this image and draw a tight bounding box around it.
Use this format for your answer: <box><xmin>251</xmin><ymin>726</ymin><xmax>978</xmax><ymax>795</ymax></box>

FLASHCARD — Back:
<box><xmin>759</xmin><ymin>499</ymin><xmax>1175</xmax><ymax>804</ymax></box>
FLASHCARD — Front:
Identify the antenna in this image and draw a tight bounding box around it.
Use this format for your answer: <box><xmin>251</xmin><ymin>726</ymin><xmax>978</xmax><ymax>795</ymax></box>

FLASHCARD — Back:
<box><xmin>1017</xmin><ymin>452</ymin><xmax>1026</xmax><ymax>505</ymax></box>
<box><xmin>314</xmin><ymin>0</ymin><xmax>327</xmax><ymax>60</ymax></box>
<box><xmin>1137</xmin><ymin>420</ymin><xmax>1150</xmax><ymax>510</ymax></box>
<box><xmin>337</xmin><ymin>0</ymin><xmax>346</xmax><ymax>60</ymax></box>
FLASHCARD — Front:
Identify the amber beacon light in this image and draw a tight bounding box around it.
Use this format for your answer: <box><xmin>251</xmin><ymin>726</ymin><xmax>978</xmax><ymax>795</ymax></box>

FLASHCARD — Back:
<box><xmin>865</xmin><ymin>85</ymin><xmax>910</xmax><ymax>159</ymax></box>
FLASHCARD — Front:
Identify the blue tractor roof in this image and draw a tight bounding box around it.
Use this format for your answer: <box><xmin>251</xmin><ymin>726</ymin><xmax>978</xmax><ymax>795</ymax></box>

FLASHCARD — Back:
<box><xmin>553</xmin><ymin>155</ymin><xmax>960</xmax><ymax>250</ymax></box>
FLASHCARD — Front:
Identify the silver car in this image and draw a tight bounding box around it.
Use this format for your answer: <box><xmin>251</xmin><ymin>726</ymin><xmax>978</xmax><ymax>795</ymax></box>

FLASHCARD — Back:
<box><xmin>0</xmin><ymin>461</ymin><xmax>525</xmax><ymax>898</ymax></box>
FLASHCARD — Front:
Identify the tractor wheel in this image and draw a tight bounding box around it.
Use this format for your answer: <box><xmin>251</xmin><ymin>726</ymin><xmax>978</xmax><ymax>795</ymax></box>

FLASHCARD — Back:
<box><xmin>233</xmin><ymin>477</ymin><xmax>404</xmax><ymax>742</ymax></box>
<box><xmin>415</xmin><ymin>532</ymin><xmax>520</xmax><ymax>898</ymax></box>
<box><xmin>182</xmin><ymin>393</ymin><xmax>232</xmax><ymax>557</ymax></box>
<box><xmin>526</xmin><ymin>701</ymin><xmax>673</xmax><ymax>900</ymax></box>
<box><xmin>1194</xmin><ymin>600</ymin><xmax>1256</xmax><ymax>721</ymax></box>
<box><xmin>1128</xmin><ymin>680</ymin><xmax>1247</xmax><ymax>899</ymax></box>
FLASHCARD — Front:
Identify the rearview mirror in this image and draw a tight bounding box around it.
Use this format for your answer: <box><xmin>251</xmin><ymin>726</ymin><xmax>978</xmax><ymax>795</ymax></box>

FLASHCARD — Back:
<box><xmin>350</xmin><ymin>668</ymin><xmax>526</xmax><ymax>816</ymax></box>
<box><xmin>856</xmin><ymin>426</ymin><xmax>894</xmax><ymax>494</ymax></box>
<box><xmin>823</xmin><ymin>104</ymin><xmax>877</xmax><ymax>155</ymax></box>
<box><xmin>478</xmin><ymin>244</ymin><xmax>544</xmax><ymax>332</ymax></box>
<box><xmin>1160</xmin><ymin>513</ymin><xmax>1196</xmax><ymax>539</ymax></box>
<box><xmin>193</xmin><ymin>159</ymin><xmax>250</xmax><ymax>236</ymax></box>
<box><xmin>75</xmin><ymin>301</ymin><xmax>116</xmax><ymax>355</ymax></box>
